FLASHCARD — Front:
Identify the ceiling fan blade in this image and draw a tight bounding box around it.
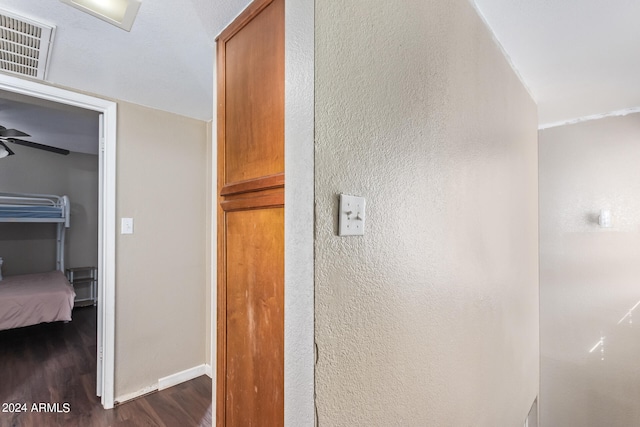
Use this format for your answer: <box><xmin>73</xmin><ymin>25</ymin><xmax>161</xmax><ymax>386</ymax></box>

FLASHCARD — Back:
<box><xmin>0</xmin><ymin>141</ymin><xmax>15</xmax><ymax>157</ymax></box>
<box><xmin>0</xmin><ymin>128</ymin><xmax>30</xmax><ymax>138</ymax></box>
<box><xmin>7</xmin><ymin>138</ymin><xmax>70</xmax><ymax>155</ymax></box>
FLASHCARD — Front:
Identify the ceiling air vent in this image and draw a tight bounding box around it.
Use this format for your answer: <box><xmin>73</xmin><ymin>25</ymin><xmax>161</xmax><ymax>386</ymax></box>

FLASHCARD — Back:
<box><xmin>0</xmin><ymin>9</ymin><xmax>55</xmax><ymax>80</ymax></box>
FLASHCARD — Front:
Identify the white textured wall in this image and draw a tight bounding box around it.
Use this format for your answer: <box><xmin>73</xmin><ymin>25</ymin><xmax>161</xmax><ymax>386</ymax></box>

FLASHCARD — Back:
<box><xmin>539</xmin><ymin>114</ymin><xmax>640</xmax><ymax>427</ymax></box>
<box><xmin>115</xmin><ymin>102</ymin><xmax>208</xmax><ymax>399</ymax></box>
<box><xmin>314</xmin><ymin>0</ymin><xmax>539</xmax><ymax>425</ymax></box>
<box><xmin>284</xmin><ymin>0</ymin><xmax>315</xmax><ymax>424</ymax></box>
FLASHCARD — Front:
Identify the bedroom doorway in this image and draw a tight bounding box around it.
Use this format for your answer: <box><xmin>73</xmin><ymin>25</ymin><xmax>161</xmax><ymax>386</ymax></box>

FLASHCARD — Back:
<box><xmin>0</xmin><ymin>73</ymin><xmax>117</xmax><ymax>409</ymax></box>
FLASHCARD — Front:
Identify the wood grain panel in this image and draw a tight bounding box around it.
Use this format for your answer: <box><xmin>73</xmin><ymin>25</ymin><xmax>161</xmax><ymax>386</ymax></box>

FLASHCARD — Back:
<box><xmin>222</xmin><ymin>0</ymin><xmax>284</xmax><ymax>185</ymax></box>
<box><xmin>221</xmin><ymin>173</ymin><xmax>284</xmax><ymax>197</ymax></box>
<box><xmin>225</xmin><ymin>208</ymin><xmax>284</xmax><ymax>426</ymax></box>
<box><xmin>216</xmin><ymin>0</ymin><xmax>284</xmax><ymax>425</ymax></box>
<box><xmin>221</xmin><ymin>191</ymin><xmax>284</xmax><ymax>212</ymax></box>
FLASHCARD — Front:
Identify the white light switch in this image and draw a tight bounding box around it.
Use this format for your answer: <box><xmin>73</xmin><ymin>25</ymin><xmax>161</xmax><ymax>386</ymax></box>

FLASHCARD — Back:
<box><xmin>339</xmin><ymin>194</ymin><xmax>366</xmax><ymax>236</ymax></box>
<box><xmin>121</xmin><ymin>217</ymin><xmax>134</xmax><ymax>235</ymax></box>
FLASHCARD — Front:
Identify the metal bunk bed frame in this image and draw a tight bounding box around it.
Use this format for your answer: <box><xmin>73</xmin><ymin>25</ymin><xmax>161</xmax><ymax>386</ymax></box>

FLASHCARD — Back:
<box><xmin>0</xmin><ymin>192</ymin><xmax>71</xmax><ymax>271</ymax></box>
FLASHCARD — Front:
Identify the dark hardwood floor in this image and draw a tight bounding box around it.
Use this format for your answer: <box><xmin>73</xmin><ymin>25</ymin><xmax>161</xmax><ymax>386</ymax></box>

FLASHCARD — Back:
<box><xmin>0</xmin><ymin>306</ymin><xmax>212</xmax><ymax>427</ymax></box>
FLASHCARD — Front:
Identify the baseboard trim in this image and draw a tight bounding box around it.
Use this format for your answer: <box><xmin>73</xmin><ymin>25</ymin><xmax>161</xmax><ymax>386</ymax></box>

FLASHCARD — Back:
<box><xmin>205</xmin><ymin>364</ymin><xmax>213</xmax><ymax>378</ymax></box>
<box><xmin>114</xmin><ymin>383</ymin><xmax>159</xmax><ymax>405</ymax></box>
<box><xmin>112</xmin><ymin>364</ymin><xmax>208</xmax><ymax>404</ymax></box>
<box><xmin>158</xmin><ymin>364</ymin><xmax>208</xmax><ymax>391</ymax></box>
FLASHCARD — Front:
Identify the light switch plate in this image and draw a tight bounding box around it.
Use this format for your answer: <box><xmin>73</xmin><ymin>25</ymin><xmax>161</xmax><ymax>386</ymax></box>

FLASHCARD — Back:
<box><xmin>121</xmin><ymin>217</ymin><xmax>134</xmax><ymax>235</ymax></box>
<box><xmin>339</xmin><ymin>194</ymin><xmax>365</xmax><ymax>236</ymax></box>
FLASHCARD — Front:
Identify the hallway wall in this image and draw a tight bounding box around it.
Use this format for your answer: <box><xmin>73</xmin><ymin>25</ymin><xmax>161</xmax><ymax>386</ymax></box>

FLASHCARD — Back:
<box><xmin>539</xmin><ymin>113</ymin><xmax>640</xmax><ymax>426</ymax></box>
<box><xmin>115</xmin><ymin>101</ymin><xmax>208</xmax><ymax>399</ymax></box>
<box><xmin>314</xmin><ymin>0</ymin><xmax>539</xmax><ymax>425</ymax></box>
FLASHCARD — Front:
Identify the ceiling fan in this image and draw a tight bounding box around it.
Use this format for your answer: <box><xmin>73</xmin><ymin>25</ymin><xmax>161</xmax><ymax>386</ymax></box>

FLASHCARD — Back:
<box><xmin>0</xmin><ymin>125</ymin><xmax>70</xmax><ymax>159</ymax></box>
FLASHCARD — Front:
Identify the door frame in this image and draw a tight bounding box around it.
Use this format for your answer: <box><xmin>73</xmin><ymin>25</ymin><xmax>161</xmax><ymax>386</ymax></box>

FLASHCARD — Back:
<box><xmin>210</xmin><ymin>0</ymin><xmax>315</xmax><ymax>424</ymax></box>
<box><xmin>0</xmin><ymin>73</ymin><xmax>117</xmax><ymax>409</ymax></box>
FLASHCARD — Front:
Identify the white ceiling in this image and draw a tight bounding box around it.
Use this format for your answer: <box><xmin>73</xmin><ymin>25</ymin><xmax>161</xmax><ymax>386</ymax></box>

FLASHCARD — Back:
<box><xmin>0</xmin><ymin>0</ymin><xmax>250</xmax><ymax>155</ymax></box>
<box><xmin>0</xmin><ymin>0</ymin><xmax>636</xmax><ymax>152</ymax></box>
<box><xmin>473</xmin><ymin>0</ymin><xmax>640</xmax><ymax>127</ymax></box>
<box><xmin>0</xmin><ymin>0</ymin><xmax>251</xmax><ymax>121</ymax></box>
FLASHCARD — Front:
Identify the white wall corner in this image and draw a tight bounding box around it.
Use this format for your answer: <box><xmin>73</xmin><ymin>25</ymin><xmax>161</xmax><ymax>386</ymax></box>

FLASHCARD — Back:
<box><xmin>538</xmin><ymin>106</ymin><xmax>640</xmax><ymax>130</ymax></box>
<box><xmin>469</xmin><ymin>0</ymin><xmax>536</xmax><ymax>103</ymax></box>
<box><xmin>205</xmin><ymin>364</ymin><xmax>213</xmax><ymax>379</ymax></box>
<box><xmin>284</xmin><ymin>0</ymin><xmax>315</xmax><ymax>425</ymax></box>
<box><xmin>210</xmin><ymin>34</ymin><xmax>218</xmax><ymax>415</ymax></box>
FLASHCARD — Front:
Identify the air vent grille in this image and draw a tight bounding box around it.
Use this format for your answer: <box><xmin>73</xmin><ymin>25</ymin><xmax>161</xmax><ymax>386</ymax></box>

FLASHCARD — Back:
<box><xmin>0</xmin><ymin>10</ymin><xmax>55</xmax><ymax>80</ymax></box>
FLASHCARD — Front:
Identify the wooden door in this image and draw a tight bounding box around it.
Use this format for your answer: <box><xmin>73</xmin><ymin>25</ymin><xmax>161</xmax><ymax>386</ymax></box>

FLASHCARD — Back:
<box><xmin>216</xmin><ymin>0</ymin><xmax>284</xmax><ymax>425</ymax></box>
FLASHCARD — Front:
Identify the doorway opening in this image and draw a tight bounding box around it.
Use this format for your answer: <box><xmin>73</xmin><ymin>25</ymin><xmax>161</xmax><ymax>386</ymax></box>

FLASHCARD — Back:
<box><xmin>0</xmin><ymin>73</ymin><xmax>117</xmax><ymax>409</ymax></box>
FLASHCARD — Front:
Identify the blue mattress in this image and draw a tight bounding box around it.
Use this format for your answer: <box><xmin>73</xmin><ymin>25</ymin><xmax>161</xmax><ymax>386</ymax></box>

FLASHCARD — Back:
<box><xmin>0</xmin><ymin>206</ymin><xmax>63</xmax><ymax>219</ymax></box>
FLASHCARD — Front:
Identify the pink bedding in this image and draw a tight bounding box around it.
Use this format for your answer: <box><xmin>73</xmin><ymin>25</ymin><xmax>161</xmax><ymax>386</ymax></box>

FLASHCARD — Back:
<box><xmin>0</xmin><ymin>271</ymin><xmax>76</xmax><ymax>331</ymax></box>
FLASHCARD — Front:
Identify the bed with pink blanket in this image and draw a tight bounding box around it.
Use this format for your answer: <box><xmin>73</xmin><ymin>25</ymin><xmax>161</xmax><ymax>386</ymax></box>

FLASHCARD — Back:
<box><xmin>0</xmin><ymin>271</ymin><xmax>76</xmax><ymax>331</ymax></box>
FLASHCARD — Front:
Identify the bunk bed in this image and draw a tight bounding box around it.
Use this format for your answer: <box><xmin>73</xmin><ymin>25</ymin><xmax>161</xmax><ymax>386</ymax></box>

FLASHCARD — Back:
<box><xmin>0</xmin><ymin>192</ymin><xmax>75</xmax><ymax>330</ymax></box>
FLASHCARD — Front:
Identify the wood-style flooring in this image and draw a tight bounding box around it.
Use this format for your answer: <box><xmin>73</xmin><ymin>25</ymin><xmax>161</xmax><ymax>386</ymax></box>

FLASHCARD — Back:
<box><xmin>0</xmin><ymin>306</ymin><xmax>212</xmax><ymax>427</ymax></box>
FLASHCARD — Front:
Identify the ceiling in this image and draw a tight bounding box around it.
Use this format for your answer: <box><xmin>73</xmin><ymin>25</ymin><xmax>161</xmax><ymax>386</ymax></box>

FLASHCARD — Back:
<box><xmin>0</xmin><ymin>89</ymin><xmax>100</xmax><ymax>155</ymax></box>
<box><xmin>473</xmin><ymin>0</ymin><xmax>640</xmax><ymax>127</ymax></box>
<box><xmin>0</xmin><ymin>0</ymin><xmax>251</xmax><ymax>121</ymax></box>
<box><xmin>0</xmin><ymin>0</ymin><xmax>636</xmax><ymax>155</ymax></box>
<box><xmin>0</xmin><ymin>0</ymin><xmax>250</xmax><ymax>155</ymax></box>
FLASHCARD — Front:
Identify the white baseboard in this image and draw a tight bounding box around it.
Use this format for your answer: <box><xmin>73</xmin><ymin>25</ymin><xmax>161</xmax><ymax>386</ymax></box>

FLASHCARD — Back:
<box><xmin>114</xmin><ymin>383</ymin><xmax>158</xmax><ymax>405</ymax></box>
<box><xmin>158</xmin><ymin>364</ymin><xmax>208</xmax><ymax>391</ymax></box>
<box><xmin>112</xmin><ymin>364</ymin><xmax>208</xmax><ymax>404</ymax></box>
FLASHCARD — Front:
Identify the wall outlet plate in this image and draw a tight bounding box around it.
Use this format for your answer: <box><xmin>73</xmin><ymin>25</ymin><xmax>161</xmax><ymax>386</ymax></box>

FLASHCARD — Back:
<box><xmin>339</xmin><ymin>194</ymin><xmax>365</xmax><ymax>236</ymax></box>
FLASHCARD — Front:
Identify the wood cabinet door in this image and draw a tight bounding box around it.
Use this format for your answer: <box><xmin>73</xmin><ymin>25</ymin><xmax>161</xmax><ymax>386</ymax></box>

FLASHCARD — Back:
<box><xmin>216</xmin><ymin>0</ymin><xmax>284</xmax><ymax>425</ymax></box>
